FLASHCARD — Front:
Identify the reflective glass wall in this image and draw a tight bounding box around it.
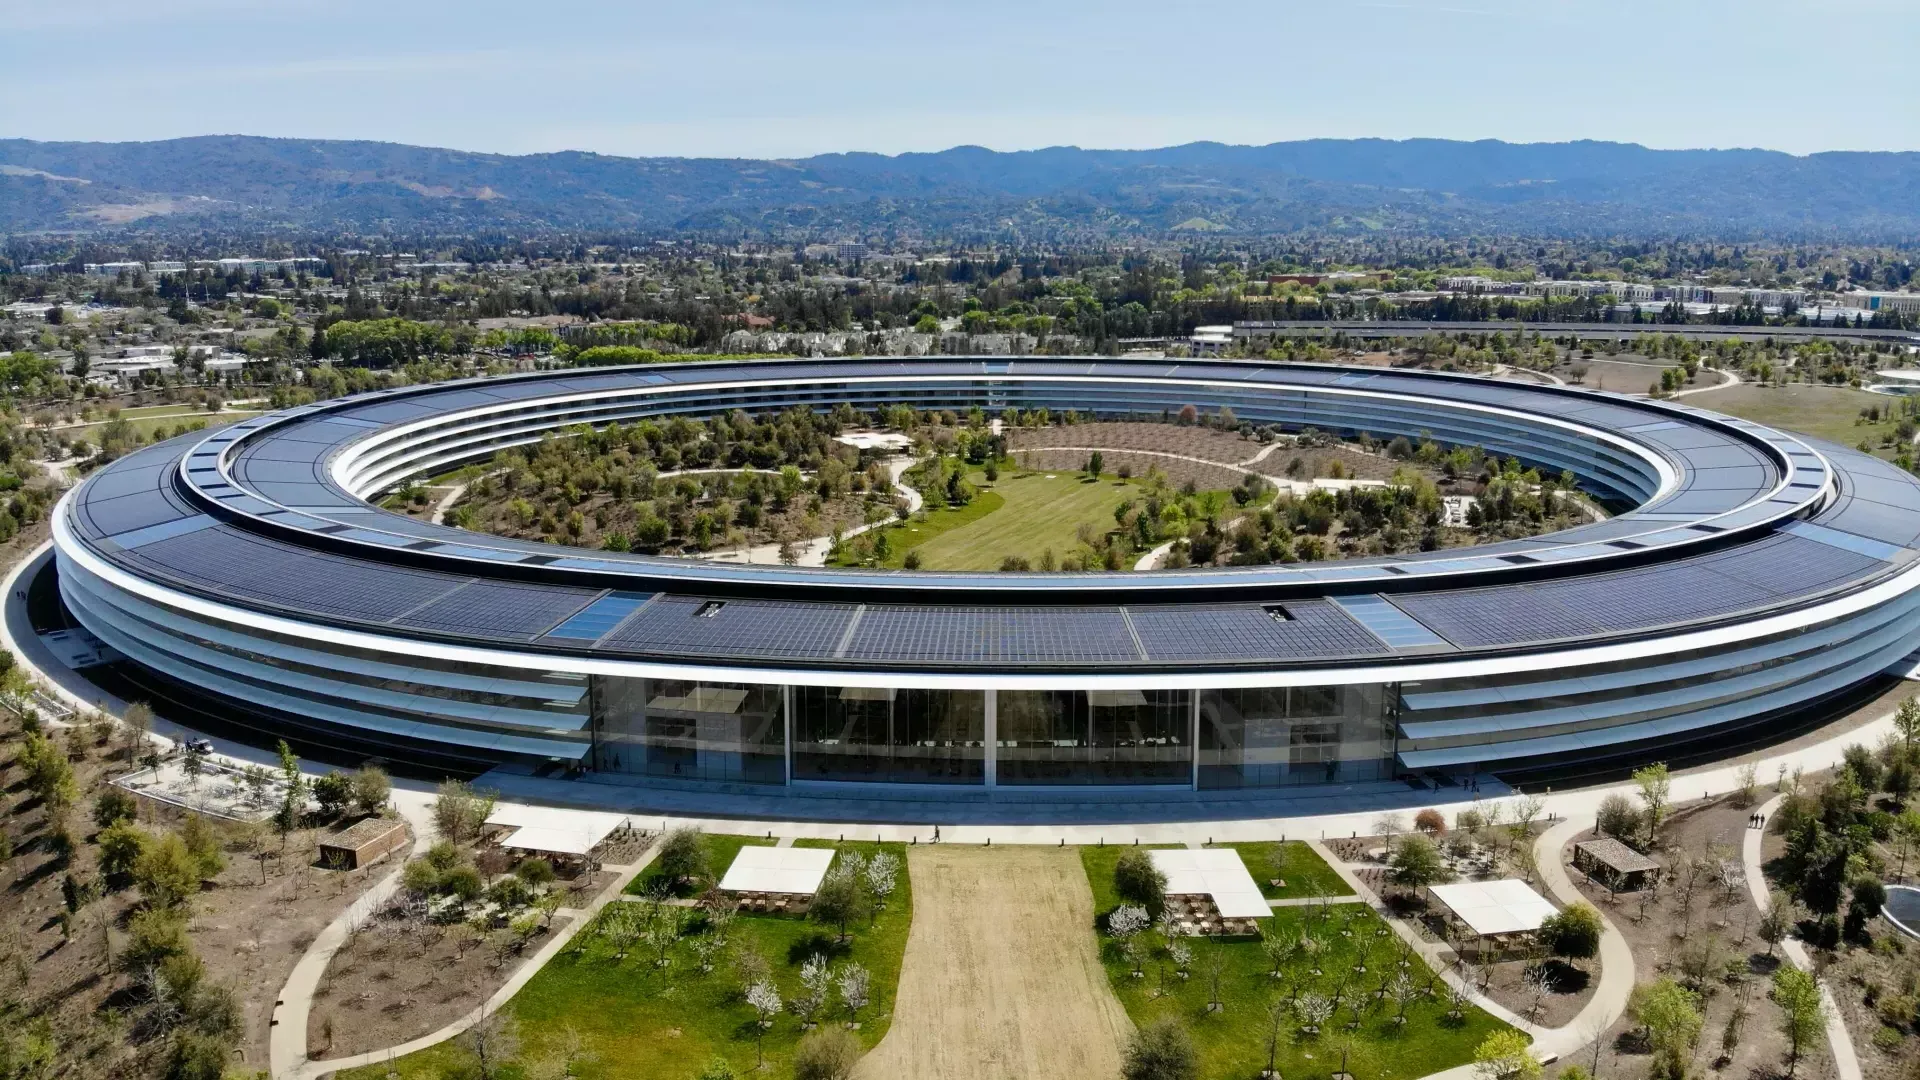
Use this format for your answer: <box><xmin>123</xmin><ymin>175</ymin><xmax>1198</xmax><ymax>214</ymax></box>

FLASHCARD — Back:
<box><xmin>791</xmin><ymin>686</ymin><xmax>986</xmax><ymax>784</ymax></box>
<box><xmin>592</xmin><ymin>677</ymin><xmax>786</xmax><ymax>783</ymax></box>
<box><xmin>1196</xmin><ymin>683</ymin><xmax>1395</xmax><ymax>789</ymax></box>
<box><xmin>585</xmin><ymin>677</ymin><xmax>1395</xmax><ymax>788</ymax></box>
<box><xmin>997</xmin><ymin>688</ymin><xmax>1191</xmax><ymax>785</ymax></box>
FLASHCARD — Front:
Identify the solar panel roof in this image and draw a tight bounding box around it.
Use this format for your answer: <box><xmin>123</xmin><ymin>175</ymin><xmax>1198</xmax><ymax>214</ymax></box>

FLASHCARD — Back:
<box><xmin>57</xmin><ymin>358</ymin><xmax>1916</xmax><ymax>670</ymax></box>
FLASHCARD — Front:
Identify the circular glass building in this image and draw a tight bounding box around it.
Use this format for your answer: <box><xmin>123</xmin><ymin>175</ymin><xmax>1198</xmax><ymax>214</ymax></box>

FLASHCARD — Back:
<box><xmin>52</xmin><ymin>359</ymin><xmax>1920</xmax><ymax>807</ymax></box>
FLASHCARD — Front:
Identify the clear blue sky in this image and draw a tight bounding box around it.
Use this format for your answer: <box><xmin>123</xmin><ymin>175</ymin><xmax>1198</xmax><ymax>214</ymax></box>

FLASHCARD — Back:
<box><xmin>11</xmin><ymin>0</ymin><xmax>1918</xmax><ymax>158</ymax></box>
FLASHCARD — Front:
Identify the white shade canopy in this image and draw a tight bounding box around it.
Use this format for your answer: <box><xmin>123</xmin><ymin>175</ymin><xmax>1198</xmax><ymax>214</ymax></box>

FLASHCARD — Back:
<box><xmin>1428</xmin><ymin>879</ymin><xmax>1558</xmax><ymax>937</ymax></box>
<box><xmin>720</xmin><ymin>845</ymin><xmax>836</xmax><ymax>896</ymax></box>
<box><xmin>499</xmin><ymin>825</ymin><xmax>598</xmax><ymax>856</ymax></box>
<box><xmin>1149</xmin><ymin>848</ymin><xmax>1273</xmax><ymax>919</ymax></box>
<box><xmin>487</xmin><ymin>804</ymin><xmax>628</xmax><ymax>856</ymax></box>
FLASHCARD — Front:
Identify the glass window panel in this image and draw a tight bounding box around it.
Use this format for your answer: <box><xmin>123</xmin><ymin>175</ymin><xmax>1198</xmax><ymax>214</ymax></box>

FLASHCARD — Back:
<box><xmin>1198</xmin><ymin>684</ymin><xmax>1394</xmax><ymax>789</ymax></box>
<box><xmin>792</xmin><ymin>686</ymin><xmax>985</xmax><ymax>784</ymax></box>
<box><xmin>591</xmin><ymin>676</ymin><xmax>785</xmax><ymax>784</ymax></box>
<box><xmin>997</xmin><ymin>689</ymin><xmax>1190</xmax><ymax>786</ymax></box>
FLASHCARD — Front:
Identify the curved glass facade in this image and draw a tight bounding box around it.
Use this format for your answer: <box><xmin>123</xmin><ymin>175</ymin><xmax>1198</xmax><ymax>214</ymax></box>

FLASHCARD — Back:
<box><xmin>57</xmin><ymin>544</ymin><xmax>1920</xmax><ymax>790</ymax></box>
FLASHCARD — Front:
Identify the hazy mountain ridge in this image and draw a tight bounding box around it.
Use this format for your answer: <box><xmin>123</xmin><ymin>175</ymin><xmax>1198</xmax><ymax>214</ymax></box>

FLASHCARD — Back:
<box><xmin>3</xmin><ymin>135</ymin><xmax>1918</xmax><ymax>238</ymax></box>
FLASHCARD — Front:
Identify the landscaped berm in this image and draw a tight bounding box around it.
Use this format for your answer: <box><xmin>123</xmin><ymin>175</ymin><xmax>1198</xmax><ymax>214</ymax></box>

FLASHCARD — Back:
<box><xmin>1082</xmin><ymin>843</ymin><xmax>1514</xmax><ymax>1080</ymax></box>
<box><xmin>340</xmin><ymin>833</ymin><xmax>912</xmax><ymax>1079</ymax></box>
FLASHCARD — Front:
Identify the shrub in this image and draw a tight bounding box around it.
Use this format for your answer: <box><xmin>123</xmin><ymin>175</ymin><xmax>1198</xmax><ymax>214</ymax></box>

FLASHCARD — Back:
<box><xmin>431</xmin><ymin>780</ymin><xmax>495</xmax><ymax>844</ymax></box>
<box><xmin>792</xmin><ymin>1026</ymin><xmax>861</xmax><ymax>1080</ymax></box>
<box><xmin>98</xmin><ymin>820</ymin><xmax>151</xmax><ymax>882</ymax></box>
<box><xmin>134</xmin><ymin>833</ymin><xmax>205</xmax><ymax>909</ymax></box>
<box><xmin>1389</xmin><ymin>833</ymin><xmax>1449</xmax><ymax>892</ymax></box>
<box><xmin>1123</xmin><ymin>1015</ymin><xmax>1197</xmax><ymax>1080</ymax></box>
<box><xmin>1596</xmin><ymin>793</ymin><xmax>1642</xmax><ymax>842</ymax></box>
<box><xmin>1873</xmin><ymin>1026</ymin><xmax>1904</xmax><ymax>1052</ymax></box>
<box><xmin>92</xmin><ymin>789</ymin><xmax>138</xmax><ymax>829</ymax></box>
<box><xmin>350</xmin><ymin>765</ymin><xmax>391</xmax><ymax>815</ymax></box>
<box><xmin>513</xmin><ymin>857</ymin><xmax>557</xmax><ymax>887</ymax></box>
<box><xmin>1414</xmin><ymin>808</ymin><xmax>1447</xmax><ymax>835</ymax></box>
<box><xmin>1542</xmin><ymin>902</ymin><xmax>1604</xmax><ymax>964</ymax></box>
<box><xmin>1113</xmin><ymin>849</ymin><xmax>1167</xmax><ymax>916</ymax></box>
<box><xmin>1473</xmin><ymin>1029</ymin><xmax>1541</xmax><ymax>1080</ymax></box>
<box><xmin>657</xmin><ymin>828</ymin><xmax>708</xmax><ymax>885</ymax></box>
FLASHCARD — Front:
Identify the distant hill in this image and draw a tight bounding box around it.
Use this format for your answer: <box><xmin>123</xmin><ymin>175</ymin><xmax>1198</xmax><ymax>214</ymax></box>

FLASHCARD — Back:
<box><xmin>3</xmin><ymin>135</ymin><xmax>1919</xmax><ymax>238</ymax></box>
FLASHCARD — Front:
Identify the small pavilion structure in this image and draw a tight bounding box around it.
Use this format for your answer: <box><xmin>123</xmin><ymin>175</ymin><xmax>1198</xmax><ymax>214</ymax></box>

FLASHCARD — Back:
<box><xmin>719</xmin><ymin>845</ymin><xmax>836</xmax><ymax>913</ymax></box>
<box><xmin>1149</xmin><ymin>848</ymin><xmax>1272</xmax><ymax>934</ymax></box>
<box><xmin>1572</xmin><ymin>837</ymin><xmax>1661</xmax><ymax>893</ymax></box>
<box><xmin>1427</xmin><ymin>878</ymin><xmax>1557</xmax><ymax>960</ymax></box>
<box><xmin>486</xmin><ymin>805</ymin><xmax>629</xmax><ymax>870</ymax></box>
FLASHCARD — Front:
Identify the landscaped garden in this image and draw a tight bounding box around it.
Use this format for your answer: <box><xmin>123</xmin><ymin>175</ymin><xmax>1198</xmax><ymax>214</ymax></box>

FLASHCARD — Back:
<box><xmin>1082</xmin><ymin>843</ymin><xmax>1512</xmax><ymax>1080</ymax></box>
<box><xmin>342</xmin><ymin>831</ymin><xmax>912</xmax><ymax>1079</ymax></box>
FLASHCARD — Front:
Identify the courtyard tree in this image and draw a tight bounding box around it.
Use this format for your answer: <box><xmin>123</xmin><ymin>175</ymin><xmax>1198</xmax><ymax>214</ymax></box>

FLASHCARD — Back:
<box><xmin>1113</xmin><ymin>848</ymin><xmax>1167</xmax><ymax>915</ymax></box>
<box><xmin>1472</xmin><ymin>1029</ymin><xmax>1540</xmax><ymax>1080</ymax></box>
<box><xmin>1389</xmin><ymin>833</ymin><xmax>1449</xmax><ymax>897</ymax></box>
<box><xmin>864</xmin><ymin>852</ymin><xmax>900</xmax><ymax>914</ymax></box>
<box><xmin>1772</xmin><ymin>967</ymin><xmax>1824</xmax><ymax>1077</ymax></box>
<box><xmin>1595</xmin><ymin>794</ymin><xmax>1641</xmax><ymax>843</ymax></box>
<box><xmin>1630</xmin><ymin>977</ymin><xmax>1703</xmax><ymax>1077</ymax></box>
<box><xmin>431</xmin><ymin>779</ymin><xmax>495</xmax><ymax>845</ymax></box>
<box><xmin>1898</xmin><ymin>695</ymin><xmax>1920</xmax><ymax>759</ymax></box>
<box><xmin>745</xmin><ymin>980</ymin><xmax>781</xmax><ymax>1068</ymax></box>
<box><xmin>811</xmin><ymin>860</ymin><xmax>870</xmax><ymax>945</ymax></box>
<box><xmin>837</xmin><ymin>962</ymin><xmax>870</xmax><ymax>1026</ymax></box>
<box><xmin>1758</xmin><ymin>895</ymin><xmax>1791</xmax><ymax>957</ymax></box>
<box><xmin>1633</xmin><ymin>762</ymin><xmax>1672</xmax><ymax>844</ymax></box>
<box><xmin>1539</xmin><ymin>902</ymin><xmax>1603</xmax><ymax>968</ymax></box>
<box><xmin>656</xmin><ymin>827</ymin><xmax>708</xmax><ymax>887</ymax></box>
<box><xmin>795</xmin><ymin>954</ymin><xmax>831</xmax><ymax>1027</ymax></box>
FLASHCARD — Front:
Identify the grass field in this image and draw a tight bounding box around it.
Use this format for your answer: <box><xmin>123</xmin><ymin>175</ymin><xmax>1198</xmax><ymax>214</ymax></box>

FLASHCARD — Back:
<box><xmin>828</xmin><ymin>489</ymin><xmax>1006</xmax><ymax>569</ymax></box>
<box><xmin>1080</xmin><ymin>846</ymin><xmax>1508</xmax><ymax>1080</ymax></box>
<box><xmin>903</xmin><ymin>469</ymin><xmax>1142</xmax><ymax>571</ymax></box>
<box><xmin>1686</xmin><ymin>382</ymin><xmax>1893</xmax><ymax>450</ymax></box>
<box><xmin>57</xmin><ymin>410</ymin><xmax>262</xmax><ymax>440</ymax></box>
<box><xmin>345</xmin><ymin>837</ymin><xmax>912</xmax><ymax>1080</ymax></box>
<box><xmin>1226</xmin><ymin>841</ymin><xmax>1355</xmax><ymax>901</ymax></box>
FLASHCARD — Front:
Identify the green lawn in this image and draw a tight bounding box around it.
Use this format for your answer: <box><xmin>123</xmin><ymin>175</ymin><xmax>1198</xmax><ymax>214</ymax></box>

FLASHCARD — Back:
<box><xmin>1080</xmin><ymin>847</ymin><xmax>1509</xmax><ymax>1080</ymax></box>
<box><xmin>116</xmin><ymin>403</ymin><xmax>235</xmax><ymax>419</ymax></box>
<box><xmin>904</xmin><ymin>469</ymin><xmax>1143</xmax><ymax>571</ymax></box>
<box><xmin>345</xmin><ymin>839</ymin><xmax>912</xmax><ymax>1080</ymax></box>
<box><xmin>61</xmin><ymin>410</ymin><xmax>262</xmax><ymax>441</ymax></box>
<box><xmin>625</xmin><ymin>831</ymin><xmax>757</xmax><ymax>896</ymax></box>
<box><xmin>828</xmin><ymin>488</ymin><xmax>1005</xmax><ymax>568</ymax></box>
<box><xmin>1687</xmin><ymin>382</ymin><xmax>1895</xmax><ymax>451</ymax></box>
<box><xmin>1227</xmin><ymin>841</ymin><xmax>1355</xmax><ymax>901</ymax></box>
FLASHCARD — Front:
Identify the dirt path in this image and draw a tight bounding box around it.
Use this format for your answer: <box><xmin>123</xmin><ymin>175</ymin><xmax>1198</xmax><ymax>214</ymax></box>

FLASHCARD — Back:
<box><xmin>855</xmin><ymin>846</ymin><xmax>1131</xmax><ymax>1080</ymax></box>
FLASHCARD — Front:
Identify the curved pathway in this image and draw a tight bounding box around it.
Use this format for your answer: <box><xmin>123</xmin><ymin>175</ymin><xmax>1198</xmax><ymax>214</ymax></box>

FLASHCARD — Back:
<box><xmin>1669</xmin><ymin>364</ymin><xmax>1743</xmax><ymax>399</ymax></box>
<box><xmin>1530</xmin><ymin>815</ymin><xmax>1635</xmax><ymax>1059</ymax></box>
<box><xmin>1744</xmin><ymin>794</ymin><xmax>1863</xmax><ymax>1080</ymax></box>
<box><xmin>276</xmin><ymin>841</ymin><xmax>658</xmax><ymax>1079</ymax></box>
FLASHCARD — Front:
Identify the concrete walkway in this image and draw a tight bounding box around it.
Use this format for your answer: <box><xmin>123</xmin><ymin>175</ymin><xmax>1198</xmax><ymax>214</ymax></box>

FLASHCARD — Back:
<box><xmin>1744</xmin><ymin>794</ymin><xmax>1863</xmax><ymax>1080</ymax></box>
<box><xmin>280</xmin><ymin>843</ymin><xmax>659</xmax><ymax>1080</ymax></box>
<box><xmin>1668</xmin><ymin>365</ymin><xmax>1743</xmax><ymax>400</ymax></box>
<box><xmin>267</xmin><ymin>799</ymin><xmax>437</xmax><ymax>1079</ymax></box>
<box><xmin>1530</xmin><ymin>815</ymin><xmax>1635</xmax><ymax>1060</ymax></box>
